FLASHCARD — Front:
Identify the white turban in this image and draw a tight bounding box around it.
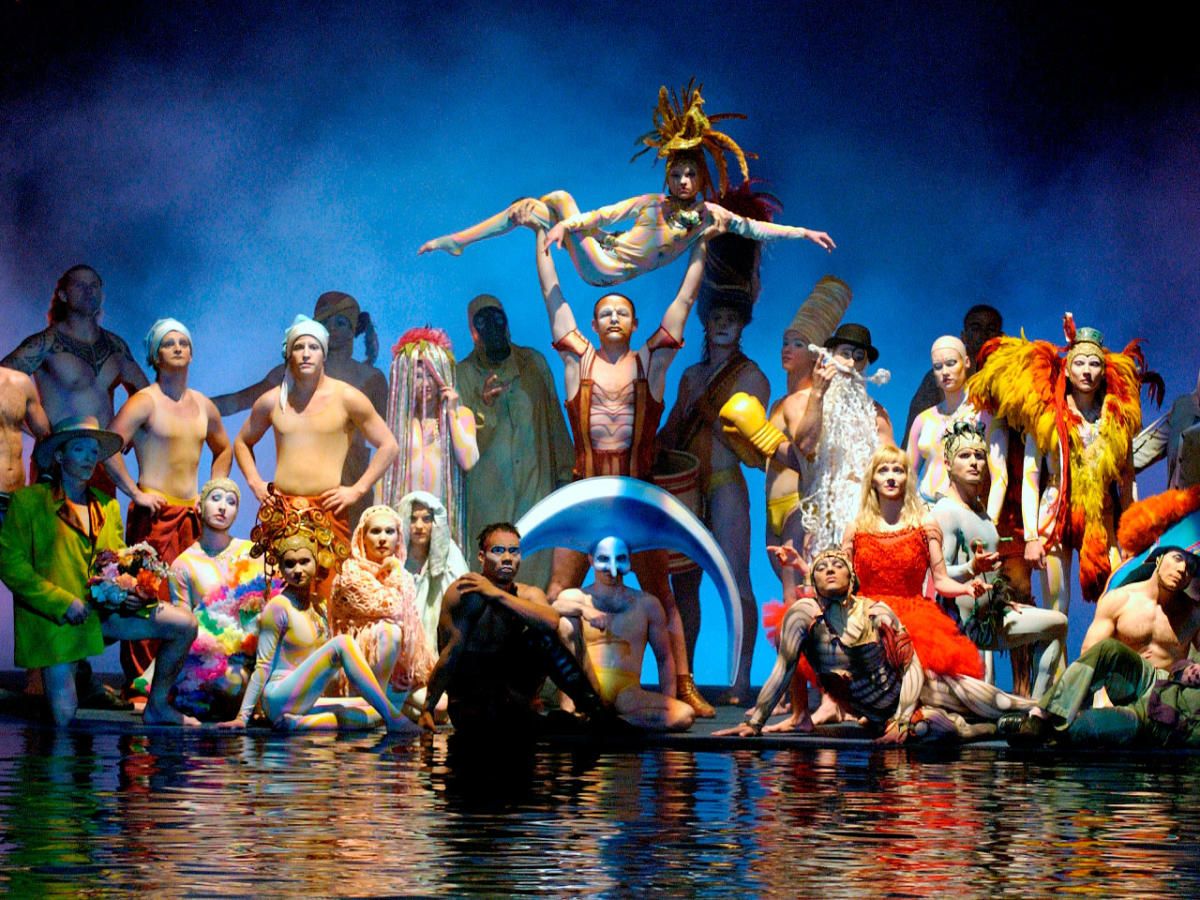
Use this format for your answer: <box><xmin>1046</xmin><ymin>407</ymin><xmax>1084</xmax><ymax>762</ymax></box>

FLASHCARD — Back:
<box><xmin>281</xmin><ymin>314</ymin><xmax>329</xmax><ymax>360</ymax></box>
<box><xmin>144</xmin><ymin>317</ymin><xmax>192</xmax><ymax>369</ymax></box>
<box><xmin>280</xmin><ymin>314</ymin><xmax>330</xmax><ymax>409</ymax></box>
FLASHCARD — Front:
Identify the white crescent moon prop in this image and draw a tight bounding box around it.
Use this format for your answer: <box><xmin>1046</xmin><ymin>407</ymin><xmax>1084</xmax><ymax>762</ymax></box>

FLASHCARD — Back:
<box><xmin>515</xmin><ymin>476</ymin><xmax>743</xmax><ymax>684</ymax></box>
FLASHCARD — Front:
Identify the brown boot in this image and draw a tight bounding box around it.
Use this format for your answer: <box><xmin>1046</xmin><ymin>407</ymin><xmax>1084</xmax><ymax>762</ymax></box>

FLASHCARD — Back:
<box><xmin>677</xmin><ymin>674</ymin><xmax>715</xmax><ymax>718</ymax></box>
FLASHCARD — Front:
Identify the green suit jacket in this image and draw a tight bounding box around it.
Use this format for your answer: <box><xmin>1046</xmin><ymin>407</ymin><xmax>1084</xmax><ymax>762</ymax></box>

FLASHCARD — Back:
<box><xmin>0</xmin><ymin>483</ymin><xmax>124</xmax><ymax>668</ymax></box>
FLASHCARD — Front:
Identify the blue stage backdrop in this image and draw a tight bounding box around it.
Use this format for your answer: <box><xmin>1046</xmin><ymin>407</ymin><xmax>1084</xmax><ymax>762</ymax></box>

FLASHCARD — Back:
<box><xmin>1</xmin><ymin>2</ymin><xmax>1196</xmax><ymax>684</ymax></box>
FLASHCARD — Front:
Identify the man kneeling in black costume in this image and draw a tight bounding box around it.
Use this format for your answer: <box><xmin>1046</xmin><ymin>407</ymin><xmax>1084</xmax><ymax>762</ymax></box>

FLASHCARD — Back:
<box><xmin>418</xmin><ymin>522</ymin><xmax>605</xmax><ymax>737</ymax></box>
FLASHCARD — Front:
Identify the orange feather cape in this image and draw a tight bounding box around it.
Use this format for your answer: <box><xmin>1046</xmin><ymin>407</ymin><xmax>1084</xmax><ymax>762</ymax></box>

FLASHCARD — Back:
<box><xmin>966</xmin><ymin>333</ymin><xmax>1144</xmax><ymax>601</ymax></box>
<box><xmin>1117</xmin><ymin>485</ymin><xmax>1200</xmax><ymax>556</ymax></box>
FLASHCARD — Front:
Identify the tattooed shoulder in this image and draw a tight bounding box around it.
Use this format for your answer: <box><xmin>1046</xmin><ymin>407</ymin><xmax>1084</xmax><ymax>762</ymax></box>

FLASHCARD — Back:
<box><xmin>0</xmin><ymin>329</ymin><xmax>52</xmax><ymax>374</ymax></box>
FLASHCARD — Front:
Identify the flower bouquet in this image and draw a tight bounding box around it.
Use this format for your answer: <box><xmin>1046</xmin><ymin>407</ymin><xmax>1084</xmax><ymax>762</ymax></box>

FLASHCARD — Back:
<box><xmin>88</xmin><ymin>542</ymin><xmax>169</xmax><ymax>618</ymax></box>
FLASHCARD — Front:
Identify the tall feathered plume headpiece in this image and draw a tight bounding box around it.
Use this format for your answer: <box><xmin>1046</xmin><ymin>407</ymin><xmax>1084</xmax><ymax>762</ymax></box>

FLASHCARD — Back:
<box><xmin>631</xmin><ymin>79</ymin><xmax>755</xmax><ymax>196</ymax></box>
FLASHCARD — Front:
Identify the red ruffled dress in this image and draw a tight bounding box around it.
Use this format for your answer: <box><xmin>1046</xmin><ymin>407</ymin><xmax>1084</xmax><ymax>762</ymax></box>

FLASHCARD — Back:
<box><xmin>851</xmin><ymin>527</ymin><xmax>984</xmax><ymax>679</ymax></box>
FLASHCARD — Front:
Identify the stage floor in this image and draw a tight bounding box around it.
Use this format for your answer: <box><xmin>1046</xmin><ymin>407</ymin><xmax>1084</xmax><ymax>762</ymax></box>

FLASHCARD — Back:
<box><xmin>1</xmin><ymin>685</ymin><xmax>969</xmax><ymax>748</ymax></box>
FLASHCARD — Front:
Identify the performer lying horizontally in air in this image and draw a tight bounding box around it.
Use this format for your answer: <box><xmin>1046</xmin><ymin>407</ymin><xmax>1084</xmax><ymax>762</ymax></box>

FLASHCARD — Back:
<box><xmin>419</xmin><ymin>82</ymin><xmax>833</xmax><ymax>286</ymax></box>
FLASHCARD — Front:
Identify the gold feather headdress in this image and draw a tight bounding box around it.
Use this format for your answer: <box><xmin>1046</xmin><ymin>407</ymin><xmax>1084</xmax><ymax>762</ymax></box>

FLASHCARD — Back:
<box><xmin>631</xmin><ymin>79</ymin><xmax>755</xmax><ymax>196</ymax></box>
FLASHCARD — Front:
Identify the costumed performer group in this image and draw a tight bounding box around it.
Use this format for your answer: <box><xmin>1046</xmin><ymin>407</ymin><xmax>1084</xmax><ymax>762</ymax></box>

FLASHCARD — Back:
<box><xmin>1</xmin><ymin>79</ymin><xmax>1197</xmax><ymax>750</ymax></box>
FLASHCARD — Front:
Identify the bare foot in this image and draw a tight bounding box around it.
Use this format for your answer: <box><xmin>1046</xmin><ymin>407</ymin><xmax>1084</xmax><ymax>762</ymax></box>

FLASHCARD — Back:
<box><xmin>143</xmin><ymin>702</ymin><xmax>199</xmax><ymax>727</ymax></box>
<box><xmin>418</xmin><ymin>236</ymin><xmax>463</xmax><ymax>256</ymax></box>
<box><xmin>810</xmin><ymin>692</ymin><xmax>847</xmax><ymax>726</ymax></box>
<box><xmin>744</xmin><ymin>697</ymin><xmax>792</xmax><ymax>720</ymax></box>
<box><xmin>762</xmin><ymin>712</ymin><xmax>814</xmax><ymax>734</ymax></box>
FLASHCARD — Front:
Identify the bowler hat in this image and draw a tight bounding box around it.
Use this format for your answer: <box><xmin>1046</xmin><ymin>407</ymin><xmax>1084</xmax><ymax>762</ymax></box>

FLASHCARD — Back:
<box><xmin>824</xmin><ymin>323</ymin><xmax>879</xmax><ymax>364</ymax></box>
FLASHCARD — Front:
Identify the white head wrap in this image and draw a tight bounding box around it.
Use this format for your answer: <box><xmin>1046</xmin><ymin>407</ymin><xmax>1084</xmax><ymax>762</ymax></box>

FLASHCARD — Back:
<box><xmin>281</xmin><ymin>314</ymin><xmax>329</xmax><ymax>359</ymax></box>
<box><xmin>280</xmin><ymin>314</ymin><xmax>330</xmax><ymax>409</ymax></box>
<box><xmin>397</xmin><ymin>491</ymin><xmax>455</xmax><ymax>577</ymax></box>
<box><xmin>144</xmin><ymin>317</ymin><xmax>192</xmax><ymax>369</ymax></box>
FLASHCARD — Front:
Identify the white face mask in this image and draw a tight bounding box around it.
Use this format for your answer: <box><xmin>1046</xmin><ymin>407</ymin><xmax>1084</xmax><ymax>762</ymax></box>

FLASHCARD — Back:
<box><xmin>592</xmin><ymin>536</ymin><xmax>631</xmax><ymax>579</ymax></box>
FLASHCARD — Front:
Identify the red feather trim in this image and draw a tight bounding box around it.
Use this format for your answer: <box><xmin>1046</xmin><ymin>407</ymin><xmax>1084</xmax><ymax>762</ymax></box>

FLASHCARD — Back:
<box><xmin>1078</xmin><ymin>519</ymin><xmax>1112</xmax><ymax>602</ymax></box>
<box><xmin>1117</xmin><ymin>486</ymin><xmax>1200</xmax><ymax>556</ymax></box>
<box><xmin>974</xmin><ymin>334</ymin><xmax>1004</xmax><ymax>370</ymax></box>
<box><xmin>873</xmin><ymin>594</ymin><xmax>984</xmax><ymax>678</ymax></box>
<box><xmin>393</xmin><ymin>326</ymin><xmax>453</xmax><ymax>356</ymax></box>
<box><xmin>712</xmin><ymin>181</ymin><xmax>782</xmax><ymax>222</ymax></box>
<box><xmin>762</xmin><ymin>598</ymin><xmax>790</xmax><ymax>646</ymax></box>
<box><xmin>1062</xmin><ymin>312</ymin><xmax>1077</xmax><ymax>345</ymax></box>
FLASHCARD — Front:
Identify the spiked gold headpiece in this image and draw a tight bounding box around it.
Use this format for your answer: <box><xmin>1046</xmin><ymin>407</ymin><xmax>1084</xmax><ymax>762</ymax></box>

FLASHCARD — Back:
<box><xmin>631</xmin><ymin>79</ymin><xmax>755</xmax><ymax>196</ymax></box>
<box><xmin>942</xmin><ymin>419</ymin><xmax>988</xmax><ymax>462</ymax></box>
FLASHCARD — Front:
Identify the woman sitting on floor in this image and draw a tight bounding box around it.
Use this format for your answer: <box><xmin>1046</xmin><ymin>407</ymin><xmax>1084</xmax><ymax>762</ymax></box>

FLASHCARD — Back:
<box><xmin>222</xmin><ymin>496</ymin><xmax>415</xmax><ymax>732</ymax></box>
<box><xmin>329</xmin><ymin>504</ymin><xmax>436</xmax><ymax>700</ymax></box>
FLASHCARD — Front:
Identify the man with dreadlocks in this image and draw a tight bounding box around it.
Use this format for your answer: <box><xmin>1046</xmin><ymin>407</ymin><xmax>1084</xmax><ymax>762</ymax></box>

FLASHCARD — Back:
<box><xmin>380</xmin><ymin>328</ymin><xmax>479</xmax><ymax>551</ymax></box>
<box><xmin>967</xmin><ymin>314</ymin><xmax>1147</xmax><ymax>625</ymax></box>
<box><xmin>418</xmin><ymin>81</ymin><xmax>834</xmax><ymax>286</ymax></box>
<box><xmin>234</xmin><ymin>315</ymin><xmax>398</xmax><ymax>598</ymax></box>
<box><xmin>657</xmin><ymin>185</ymin><xmax>773</xmax><ymax>704</ymax></box>
<box><xmin>716</xmin><ymin>548</ymin><xmax>1033</xmax><ymax>741</ymax></box>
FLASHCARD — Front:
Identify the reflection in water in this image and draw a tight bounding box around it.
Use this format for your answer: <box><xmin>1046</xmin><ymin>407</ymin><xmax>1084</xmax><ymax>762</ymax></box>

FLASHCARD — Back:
<box><xmin>1</xmin><ymin>728</ymin><xmax>1199</xmax><ymax>896</ymax></box>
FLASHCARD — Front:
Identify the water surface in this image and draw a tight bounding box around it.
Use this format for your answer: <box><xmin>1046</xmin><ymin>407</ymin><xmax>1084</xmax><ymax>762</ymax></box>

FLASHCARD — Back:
<box><xmin>1</xmin><ymin>727</ymin><xmax>1198</xmax><ymax>896</ymax></box>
